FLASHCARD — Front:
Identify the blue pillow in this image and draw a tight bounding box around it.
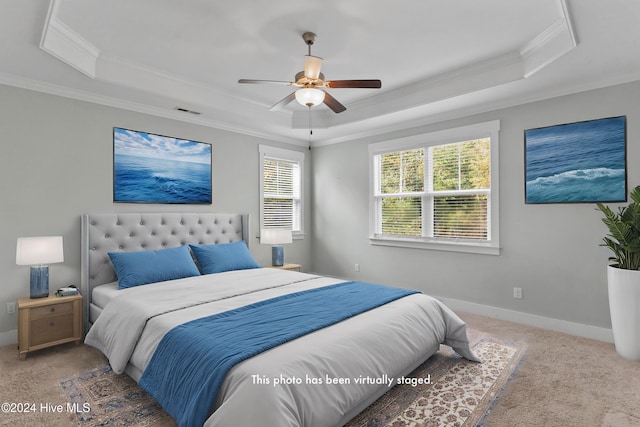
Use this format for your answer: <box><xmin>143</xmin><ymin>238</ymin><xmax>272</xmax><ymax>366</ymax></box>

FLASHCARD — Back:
<box><xmin>190</xmin><ymin>241</ymin><xmax>261</xmax><ymax>275</ymax></box>
<box><xmin>108</xmin><ymin>245</ymin><xmax>201</xmax><ymax>289</ymax></box>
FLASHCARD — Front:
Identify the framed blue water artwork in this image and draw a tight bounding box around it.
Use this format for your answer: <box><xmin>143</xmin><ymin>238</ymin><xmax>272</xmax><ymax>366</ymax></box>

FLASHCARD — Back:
<box><xmin>113</xmin><ymin>127</ymin><xmax>212</xmax><ymax>204</ymax></box>
<box><xmin>524</xmin><ymin>116</ymin><xmax>626</xmax><ymax>204</ymax></box>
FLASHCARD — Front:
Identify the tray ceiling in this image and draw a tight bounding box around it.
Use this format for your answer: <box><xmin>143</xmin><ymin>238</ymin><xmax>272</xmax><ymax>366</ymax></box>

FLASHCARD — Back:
<box><xmin>1</xmin><ymin>0</ymin><xmax>639</xmax><ymax>146</ymax></box>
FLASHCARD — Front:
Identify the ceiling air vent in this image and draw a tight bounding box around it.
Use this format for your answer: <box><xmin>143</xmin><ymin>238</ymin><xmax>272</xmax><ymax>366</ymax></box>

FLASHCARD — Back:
<box><xmin>174</xmin><ymin>107</ymin><xmax>201</xmax><ymax>115</ymax></box>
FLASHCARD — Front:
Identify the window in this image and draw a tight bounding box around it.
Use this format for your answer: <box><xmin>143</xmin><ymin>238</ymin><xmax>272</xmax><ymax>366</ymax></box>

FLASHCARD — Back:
<box><xmin>369</xmin><ymin>121</ymin><xmax>500</xmax><ymax>254</ymax></box>
<box><xmin>259</xmin><ymin>145</ymin><xmax>304</xmax><ymax>237</ymax></box>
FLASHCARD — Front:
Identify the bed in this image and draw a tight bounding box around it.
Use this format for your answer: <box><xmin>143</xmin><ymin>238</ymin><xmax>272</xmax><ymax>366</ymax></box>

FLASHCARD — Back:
<box><xmin>81</xmin><ymin>213</ymin><xmax>479</xmax><ymax>427</ymax></box>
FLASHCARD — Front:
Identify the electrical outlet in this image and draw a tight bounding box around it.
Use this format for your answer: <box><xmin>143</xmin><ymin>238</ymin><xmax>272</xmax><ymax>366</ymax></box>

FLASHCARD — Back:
<box><xmin>513</xmin><ymin>287</ymin><xmax>523</xmax><ymax>299</ymax></box>
<box><xmin>6</xmin><ymin>302</ymin><xmax>16</xmax><ymax>315</ymax></box>
<box><xmin>354</xmin><ymin>263</ymin><xmax>360</xmax><ymax>272</ymax></box>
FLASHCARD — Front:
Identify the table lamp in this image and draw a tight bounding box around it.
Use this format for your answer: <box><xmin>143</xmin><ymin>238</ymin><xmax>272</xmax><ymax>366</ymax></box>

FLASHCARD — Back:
<box><xmin>16</xmin><ymin>236</ymin><xmax>64</xmax><ymax>298</ymax></box>
<box><xmin>261</xmin><ymin>229</ymin><xmax>292</xmax><ymax>267</ymax></box>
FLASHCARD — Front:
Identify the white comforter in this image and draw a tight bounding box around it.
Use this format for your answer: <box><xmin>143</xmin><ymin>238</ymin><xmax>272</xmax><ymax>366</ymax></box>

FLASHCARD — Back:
<box><xmin>85</xmin><ymin>268</ymin><xmax>478</xmax><ymax>427</ymax></box>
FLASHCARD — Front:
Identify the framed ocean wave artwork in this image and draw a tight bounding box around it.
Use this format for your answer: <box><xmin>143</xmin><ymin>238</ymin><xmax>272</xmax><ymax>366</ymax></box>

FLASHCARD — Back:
<box><xmin>524</xmin><ymin>116</ymin><xmax>626</xmax><ymax>204</ymax></box>
<box><xmin>113</xmin><ymin>127</ymin><xmax>212</xmax><ymax>204</ymax></box>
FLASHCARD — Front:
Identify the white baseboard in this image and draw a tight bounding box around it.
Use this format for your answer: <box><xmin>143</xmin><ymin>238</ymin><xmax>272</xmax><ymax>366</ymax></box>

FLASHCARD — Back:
<box><xmin>306</xmin><ymin>271</ymin><xmax>614</xmax><ymax>343</ymax></box>
<box><xmin>437</xmin><ymin>296</ymin><xmax>614</xmax><ymax>343</ymax></box>
<box><xmin>0</xmin><ymin>329</ymin><xmax>17</xmax><ymax>347</ymax></box>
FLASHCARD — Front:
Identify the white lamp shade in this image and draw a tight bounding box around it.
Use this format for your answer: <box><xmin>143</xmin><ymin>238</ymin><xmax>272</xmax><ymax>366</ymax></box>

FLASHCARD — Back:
<box><xmin>261</xmin><ymin>229</ymin><xmax>293</xmax><ymax>245</ymax></box>
<box><xmin>304</xmin><ymin>55</ymin><xmax>323</xmax><ymax>79</ymax></box>
<box><xmin>295</xmin><ymin>88</ymin><xmax>325</xmax><ymax>107</ymax></box>
<box><xmin>16</xmin><ymin>236</ymin><xmax>64</xmax><ymax>265</ymax></box>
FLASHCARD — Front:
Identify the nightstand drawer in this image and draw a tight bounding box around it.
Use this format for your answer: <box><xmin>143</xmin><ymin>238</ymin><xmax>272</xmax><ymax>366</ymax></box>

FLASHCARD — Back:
<box><xmin>30</xmin><ymin>314</ymin><xmax>74</xmax><ymax>346</ymax></box>
<box><xmin>30</xmin><ymin>302</ymin><xmax>73</xmax><ymax>320</ymax></box>
<box><xmin>18</xmin><ymin>295</ymin><xmax>83</xmax><ymax>359</ymax></box>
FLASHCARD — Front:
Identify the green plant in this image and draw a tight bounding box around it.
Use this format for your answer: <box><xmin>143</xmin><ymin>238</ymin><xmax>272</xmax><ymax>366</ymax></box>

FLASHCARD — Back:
<box><xmin>597</xmin><ymin>185</ymin><xmax>640</xmax><ymax>270</ymax></box>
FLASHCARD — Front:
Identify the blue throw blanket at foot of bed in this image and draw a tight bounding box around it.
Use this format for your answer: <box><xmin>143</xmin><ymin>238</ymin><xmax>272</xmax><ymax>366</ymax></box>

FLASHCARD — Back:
<box><xmin>138</xmin><ymin>281</ymin><xmax>418</xmax><ymax>427</ymax></box>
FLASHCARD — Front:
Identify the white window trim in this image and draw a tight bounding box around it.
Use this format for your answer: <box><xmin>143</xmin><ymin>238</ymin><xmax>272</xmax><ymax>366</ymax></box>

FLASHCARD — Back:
<box><xmin>368</xmin><ymin>121</ymin><xmax>500</xmax><ymax>255</ymax></box>
<box><xmin>259</xmin><ymin>144</ymin><xmax>305</xmax><ymax>239</ymax></box>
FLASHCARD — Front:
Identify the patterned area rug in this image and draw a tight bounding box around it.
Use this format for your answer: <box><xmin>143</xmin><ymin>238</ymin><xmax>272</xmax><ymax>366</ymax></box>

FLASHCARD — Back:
<box><xmin>345</xmin><ymin>333</ymin><xmax>526</xmax><ymax>427</ymax></box>
<box><xmin>59</xmin><ymin>365</ymin><xmax>174</xmax><ymax>426</ymax></box>
<box><xmin>60</xmin><ymin>331</ymin><xmax>525</xmax><ymax>426</ymax></box>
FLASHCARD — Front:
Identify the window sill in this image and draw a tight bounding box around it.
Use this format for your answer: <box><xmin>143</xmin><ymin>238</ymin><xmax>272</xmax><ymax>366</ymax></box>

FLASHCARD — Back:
<box><xmin>369</xmin><ymin>236</ymin><xmax>500</xmax><ymax>255</ymax></box>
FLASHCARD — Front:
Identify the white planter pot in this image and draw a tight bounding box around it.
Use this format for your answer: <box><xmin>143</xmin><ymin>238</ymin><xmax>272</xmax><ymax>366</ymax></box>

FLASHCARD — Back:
<box><xmin>607</xmin><ymin>265</ymin><xmax>640</xmax><ymax>361</ymax></box>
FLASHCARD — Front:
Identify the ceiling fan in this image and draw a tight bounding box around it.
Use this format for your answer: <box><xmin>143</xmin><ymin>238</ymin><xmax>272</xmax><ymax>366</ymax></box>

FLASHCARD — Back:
<box><xmin>238</xmin><ymin>32</ymin><xmax>382</xmax><ymax>114</ymax></box>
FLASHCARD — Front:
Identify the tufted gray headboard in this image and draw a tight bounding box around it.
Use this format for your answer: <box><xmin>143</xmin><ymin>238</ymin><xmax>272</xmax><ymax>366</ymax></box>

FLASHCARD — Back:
<box><xmin>80</xmin><ymin>212</ymin><xmax>249</xmax><ymax>333</ymax></box>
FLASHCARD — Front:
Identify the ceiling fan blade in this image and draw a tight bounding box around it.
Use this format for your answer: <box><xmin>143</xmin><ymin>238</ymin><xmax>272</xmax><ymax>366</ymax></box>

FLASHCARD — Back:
<box><xmin>238</xmin><ymin>79</ymin><xmax>293</xmax><ymax>86</ymax></box>
<box><xmin>326</xmin><ymin>79</ymin><xmax>382</xmax><ymax>89</ymax></box>
<box><xmin>304</xmin><ymin>55</ymin><xmax>323</xmax><ymax>79</ymax></box>
<box><xmin>269</xmin><ymin>92</ymin><xmax>297</xmax><ymax>111</ymax></box>
<box><xmin>323</xmin><ymin>91</ymin><xmax>347</xmax><ymax>113</ymax></box>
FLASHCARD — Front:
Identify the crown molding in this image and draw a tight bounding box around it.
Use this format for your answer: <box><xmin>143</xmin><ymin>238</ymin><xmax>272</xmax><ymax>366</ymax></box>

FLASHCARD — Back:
<box><xmin>1</xmin><ymin>69</ymin><xmax>639</xmax><ymax>151</ymax></box>
<box><xmin>0</xmin><ymin>72</ymin><xmax>307</xmax><ymax>147</ymax></box>
<box><xmin>40</xmin><ymin>0</ymin><xmax>99</xmax><ymax>78</ymax></box>
<box><xmin>40</xmin><ymin>0</ymin><xmax>578</xmax><ymax>137</ymax></box>
<box><xmin>520</xmin><ymin>0</ymin><xmax>577</xmax><ymax>77</ymax></box>
<box><xmin>309</xmin><ymin>72</ymin><xmax>640</xmax><ymax>148</ymax></box>
<box><xmin>24</xmin><ymin>0</ymin><xmax>632</xmax><ymax>150</ymax></box>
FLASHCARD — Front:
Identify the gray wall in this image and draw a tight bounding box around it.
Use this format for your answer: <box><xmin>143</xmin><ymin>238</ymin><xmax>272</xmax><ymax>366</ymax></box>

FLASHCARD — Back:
<box><xmin>2</xmin><ymin>79</ymin><xmax>638</xmax><ymax>339</ymax></box>
<box><xmin>310</xmin><ymin>80</ymin><xmax>640</xmax><ymax>330</ymax></box>
<box><xmin>0</xmin><ymin>84</ymin><xmax>310</xmax><ymax>337</ymax></box>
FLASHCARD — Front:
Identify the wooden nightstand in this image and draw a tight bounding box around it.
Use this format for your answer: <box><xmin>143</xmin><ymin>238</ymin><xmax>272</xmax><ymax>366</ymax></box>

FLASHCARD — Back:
<box><xmin>18</xmin><ymin>294</ymin><xmax>83</xmax><ymax>359</ymax></box>
<box><xmin>267</xmin><ymin>263</ymin><xmax>302</xmax><ymax>272</ymax></box>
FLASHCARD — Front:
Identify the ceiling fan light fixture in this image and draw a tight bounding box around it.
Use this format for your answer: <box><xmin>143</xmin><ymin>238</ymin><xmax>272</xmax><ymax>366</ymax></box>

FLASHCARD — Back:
<box><xmin>295</xmin><ymin>88</ymin><xmax>324</xmax><ymax>107</ymax></box>
<box><xmin>238</xmin><ymin>31</ymin><xmax>381</xmax><ymax>114</ymax></box>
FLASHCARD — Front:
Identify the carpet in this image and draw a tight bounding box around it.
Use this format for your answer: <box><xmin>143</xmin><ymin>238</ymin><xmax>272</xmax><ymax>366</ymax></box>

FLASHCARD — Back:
<box><xmin>60</xmin><ymin>332</ymin><xmax>525</xmax><ymax>426</ymax></box>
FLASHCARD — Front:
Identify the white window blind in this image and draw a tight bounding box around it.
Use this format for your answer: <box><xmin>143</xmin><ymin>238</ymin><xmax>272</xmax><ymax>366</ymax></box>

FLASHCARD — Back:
<box><xmin>369</xmin><ymin>121</ymin><xmax>500</xmax><ymax>254</ymax></box>
<box><xmin>263</xmin><ymin>158</ymin><xmax>301</xmax><ymax>230</ymax></box>
<box><xmin>259</xmin><ymin>145</ymin><xmax>304</xmax><ymax>235</ymax></box>
<box><xmin>429</xmin><ymin>139</ymin><xmax>490</xmax><ymax>240</ymax></box>
<box><xmin>377</xmin><ymin>148</ymin><xmax>424</xmax><ymax>236</ymax></box>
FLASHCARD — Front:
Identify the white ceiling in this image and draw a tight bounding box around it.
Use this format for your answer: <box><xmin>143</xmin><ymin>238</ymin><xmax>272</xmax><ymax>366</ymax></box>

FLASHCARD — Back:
<box><xmin>1</xmin><ymin>0</ymin><xmax>639</xmax><ymax>147</ymax></box>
